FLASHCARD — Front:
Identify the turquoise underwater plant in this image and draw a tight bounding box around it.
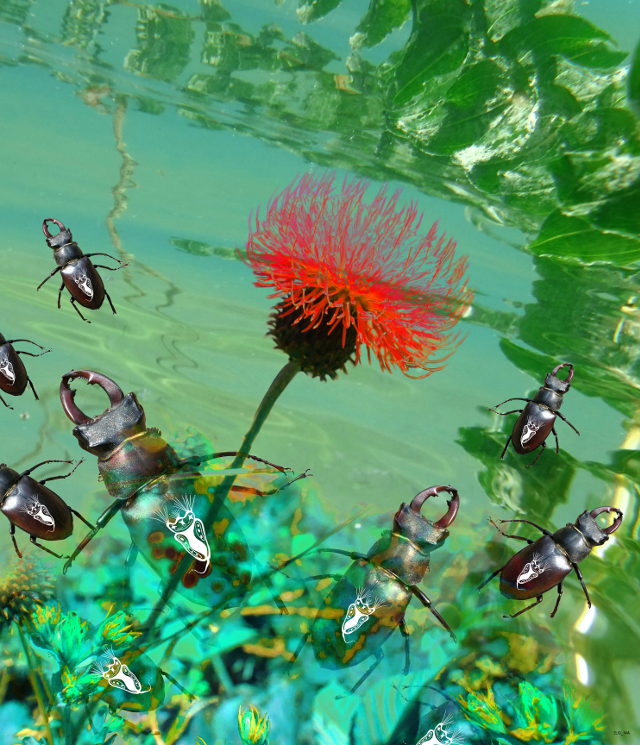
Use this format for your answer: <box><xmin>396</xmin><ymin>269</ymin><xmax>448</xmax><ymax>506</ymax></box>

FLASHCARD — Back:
<box><xmin>458</xmin><ymin>680</ymin><xmax>605</xmax><ymax>744</ymax></box>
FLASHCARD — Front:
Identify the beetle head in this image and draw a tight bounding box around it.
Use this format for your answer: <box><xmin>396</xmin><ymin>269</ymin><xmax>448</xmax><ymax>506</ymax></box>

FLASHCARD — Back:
<box><xmin>60</xmin><ymin>371</ymin><xmax>147</xmax><ymax>457</ymax></box>
<box><xmin>0</xmin><ymin>464</ymin><xmax>20</xmax><ymax>496</ymax></box>
<box><xmin>393</xmin><ymin>485</ymin><xmax>459</xmax><ymax>550</ymax></box>
<box><xmin>575</xmin><ymin>506</ymin><xmax>623</xmax><ymax>546</ymax></box>
<box><xmin>545</xmin><ymin>362</ymin><xmax>574</xmax><ymax>394</ymax></box>
<box><xmin>42</xmin><ymin>218</ymin><xmax>73</xmax><ymax>249</ymax></box>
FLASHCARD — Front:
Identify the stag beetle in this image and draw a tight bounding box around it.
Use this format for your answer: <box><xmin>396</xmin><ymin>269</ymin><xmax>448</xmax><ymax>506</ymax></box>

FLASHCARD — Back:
<box><xmin>0</xmin><ymin>458</ymin><xmax>93</xmax><ymax>559</ymax></box>
<box><xmin>491</xmin><ymin>362</ymin><xmax>579</xmax><ymax>465</ymax></box>
<box><xmin>59</xmin><ymin>369</ymin><xmax>308</xmax><ymax>608</ymax></box>
<box><xmin>38</xmin><ymin>218</ymin><xmax>127</xmax><ymax>323</ymax></box>
<box><xmin>478</xmin><ymin>506</ymin><xmax>623</xmax><ymax>618</ymax></box>
<box><xmin>291</xmin><ymin>486</ymin><xmax>459</xmax><ymax>694</ymax></box>
<box><xmin>0</xmin><ymin>333</ymin><xmax>50</xmax><ymax>408</ymax></box>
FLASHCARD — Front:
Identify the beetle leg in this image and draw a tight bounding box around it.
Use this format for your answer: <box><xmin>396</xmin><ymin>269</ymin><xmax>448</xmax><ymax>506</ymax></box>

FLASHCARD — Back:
<box><xmin>181</xmin><ymin>451</ymin><xmax>292</xmax><ymax>474</ymax></box>
<box><xmin>29</xmin><ymin>535</ymin><xmax>66</xmax><ymax>559</ymax></box>
<box><xmin>36</xmin><ymin>266</ymin><xmax>61</xmax><ymax>290</ymax></box>
<box><xmin>317</xmin><ymin>548</ymin><xmax>369</xmax><ymax>561</ymax></box>
<box><xmin>493</xmin><ymin>408</ymin><xmax>524</xmax><ymax>417</ymax></box>
<box><xmin>492</xmin><ymin>397</ymin><xmax>534</xmax><ymax>409</ymax></box>
<box><xmin>550</xmin><ymin>582</ymin><xmax>563</xmax><ymax>618</ymax></box>
<box><xmin>103</xmin><ymin>289</ymin><xmax>117</xmax><ymax>315</ymax></box>
<box><xmin>495</xmin><ymin>519</ymin><xmax>553</xmax><ymax>538</ymax></box>
<box><xmin>488</xmin><ymin>518</ymin><xmax>534</xmax><ymax>544</ymax></box>
<box><xmin>68</xmin><ymin>507</ymin><xmax>95</xmax><ymax>530</ymax></box>
<box><xmin>477</xmin><ymin>563</ymin><xmax>507</xmax><ymax>590</ymax></box>
<box><xmin>340</xmin><ymin>647</ymin><xmax>385</xmax><ymax>697</ymax></box>
<box><xmin>69</xmin><ymin>297</ymin><xmax>91</xmax><ymax>323</ymax></box>
<box><xmin>551</xmin><ymin>427</ymin><xmax>560</xmax><ymax>454</ymax></box>
<box><xmin>0</xmin><ymin>392</ymin><xmax>14</xmax><ymax>409</ymax></box>
<box><xmin>410</xmin><ymin>587</ymin><xmax>457</xmax><ymax>642</ymax></box>
<box><xmin>158</xmin><ymin>667</ymin><xmax>195</xmax><ymax>700</ymax></box>
<box><xmin>571</xmin><ymin>562</ymin><xmax>591</xmax><ymax>608</ymax></box>
<box><xmin>399</xmin><ymin>619</ymin><xmax>411</xmax><ymax>675</ymax></box>
<box><xmin>500</xmin><ymin>432</ymin><xmax>511</xmax><ymax>459</ymax></box>
<box><xmin>38</xmin><ymin>459</ymin><xmax>83</xmax><ymax>485</ymax></box>
<box><xmin>504</xmin><ymin>595</ymin><xmax>543</xmax><ymax>619</ymax></box>
<box><xmin>63</xmin><ymin>500</ymin><xmax>124</xmax><ymax>574</ymax></box>
<box><xmin>84</xmin><ymin>252</ymin><xmax>127</xmax><ymax>266</ymax></box>
<box><xmin>7</xmin><ymin>339</ymin><xmax>50</xmax><ymax>353</ymax></box>
<box><xmin>526</xmin><ymin>442</ymin><xmax>546</xmax><ymax>467</ymax></box>
<box><xmin>555</xmin><ymin>410</ymin><xmax>580</xmax><ymax>435</ymax></box>
<box><xmin>289</xmin><ymin>631</ymin><xmax>311</xmax><ymax>667</ymax></box>
<box><xmin>20</xmin><ymin>459</ymin><xmax>75</xmax><ymax>478</ymax></box>
<box><xmin>9</xmin><ymin>524</ymin><xmax>22</xmax><ymax>558</ymax></box>
<box><xmin>57</xmin><ymin>282</ymin><xmax>64</xmax><ymax>309</ymax></box>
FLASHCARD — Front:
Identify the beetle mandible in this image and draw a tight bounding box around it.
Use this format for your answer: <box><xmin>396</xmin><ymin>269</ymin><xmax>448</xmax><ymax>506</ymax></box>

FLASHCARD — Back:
<box><xmin>0</xmin><ymin>332</ymin><xmax>50</xmax><ymax>409</ymax></box>
<box><xmin>59</xmin><ymin>369</ymin><xmax>308</xmax><ymax>609</ymax></box>
<box><xmin>38</xmin><ymin>218</ymin><xmax>127</xmax><ymax>323</ymax></box>
<box><xmin>0</xmin><ymin>458</ymin><xmax>93</xmax><ymax>559</ymax></box>
<box><xmin>491</xmin><ymin>362</ymin><xmax>579</xmax><ymax>465</ymax></box>
<box><xmin>292</xmin><ymin>486</ymin><xmax>459</xmax><ymax>694</ymax></box>
<box><xmin>477</xmin><ymin>506</ymin><xmax>623</xmax><ymax>618</ymax></box>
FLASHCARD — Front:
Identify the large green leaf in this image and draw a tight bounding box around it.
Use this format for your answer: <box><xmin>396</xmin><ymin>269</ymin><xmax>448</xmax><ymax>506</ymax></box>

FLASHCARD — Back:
<box><xmin>529</xmin><ymin>210</ymin><xmax>640</xmax><ymax>264</ymax></box>
<box><xmin>353</xmin><ymin>0</ymin><xmax>411</xmax><ymax>49</ymax></box>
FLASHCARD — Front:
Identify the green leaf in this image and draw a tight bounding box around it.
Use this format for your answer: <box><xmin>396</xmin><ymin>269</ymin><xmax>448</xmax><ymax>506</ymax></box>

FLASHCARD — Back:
<box><xmin>353</xmin><ymin>0</ymin><xmax>411</xmax><ymax>48</ymax></box>
<box><xmin>392</xmin><ymin>0</ymin><xmax>470</xmax><ymax>107</ymax></box>
<box><xmin>529</xmin><ymin>210</ymin><xmax>640</xmax><ymax>264</ymax></box>
<box><xmin>501</xmin><ymin>14</ymin><xmax>625</xmax><ymax>68</ymax></box>
<box><xmin>297</xmin><ymin>0</ymin><xmax>341</xmax><ymax>24</ymax></box>
<box><xmin>629</xmin><ymin>40</ymin><xmax>640</xmax><ymax>116</ymax></box>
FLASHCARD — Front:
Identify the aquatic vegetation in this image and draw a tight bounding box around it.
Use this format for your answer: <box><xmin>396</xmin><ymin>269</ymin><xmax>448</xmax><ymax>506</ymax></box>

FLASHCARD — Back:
<box><xmin>246</xmin><ymin>173</ymin><xmax>471</xmax><ymax>379</ymax></box>
<box><xmin>457</xmin><ymin>680</ymin><xmax>605</xmax><ymax>744</ymax></box>
<box><xmin>0</xmin><ymin>0</ymin><xmax>636</xmax><ymax>742</ymax></box>
<box><xmin>238</xmin><ymin>704</ymin><xmax>270</xmax><ymax>745</ymax></box>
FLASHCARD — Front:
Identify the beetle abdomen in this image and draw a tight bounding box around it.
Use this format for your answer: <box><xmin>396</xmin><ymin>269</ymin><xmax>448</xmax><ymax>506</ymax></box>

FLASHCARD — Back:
<box><xmin>2</xmin><ymin>481</ymin><xmax>73</xmax><ymax>540</ymax></box>
<box><xmin>0</xmin><ymin>346</ymin><xmax>27</xmax><ymax>395</ymax></box>
<box><xmin>511</xmin><ymin>407</ymin><xmax>555</xmax><ymax>454</ymax></box>
<box><xmin>123</xmin><ymin>473</ymin><xmax>253</xmax><ymax>608</ymax></box>
<box><xmin>500</xmin><ymin>536</ymin><xmax>570</xmax><ymax>599</ymax></box>
<box><xmin>311</xmin><ymin>564</ymin><xmax>409</xmax><ymax>668</ymax></box>
<box><xmin>62</xmin><ymin>258</ymin><xmax>104</xmax><ymax>309</ymax></box>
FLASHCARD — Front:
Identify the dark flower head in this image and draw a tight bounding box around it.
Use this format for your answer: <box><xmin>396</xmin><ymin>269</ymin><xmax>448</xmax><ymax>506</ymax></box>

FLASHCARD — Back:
<box><xmin>246</xmin><ymin>174</ymin><xmax>472</xmax><ymax>379</ymax></box>
<box><xmin>0</xmin><ymin>557</ymin><xmax>53</xmax><ymax>629</ymax></box>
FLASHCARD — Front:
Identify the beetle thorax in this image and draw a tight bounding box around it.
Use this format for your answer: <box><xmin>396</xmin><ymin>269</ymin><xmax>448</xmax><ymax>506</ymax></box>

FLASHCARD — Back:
<box><xmin>535</xmin><ymin>387</ymin><xmax>562</xmax><ymax>410</ymax></box>
<box><xmin>54</xmin><ymin>242</ymin><xmax>83</xmax><ymax>266</ymax></box>
<box><xmin>368</xmin><ymin>530</ymin><xmax>432</xmax><ymax>586</ymax></box>
<box><xmin>552</xmin><ymin>524</ymin><xmax>591</xmax><ymax>563</ymax></box>
<box><xmin>98</xmin><ymin>431</ymin><xmax>178</xmax><ymax>501</ymax></box>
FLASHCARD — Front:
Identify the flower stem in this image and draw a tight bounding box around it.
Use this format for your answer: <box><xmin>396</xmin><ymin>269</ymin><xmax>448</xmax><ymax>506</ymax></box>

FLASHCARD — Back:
<box><xmin>17</xmin><ymin>624</ymin><xmax>54</xmax><ymax>745</ymax></box>
<box><xmin>142</xmin><ymin>359</ymin><xmax>300</xmax><ymax>640</ymax></box>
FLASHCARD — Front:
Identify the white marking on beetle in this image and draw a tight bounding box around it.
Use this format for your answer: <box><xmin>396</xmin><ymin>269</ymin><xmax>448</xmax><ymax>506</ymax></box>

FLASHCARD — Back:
<box><xmin>341</xmin><ymin>582</ymin><xmax>387</xmax><ymax>643</ymax></box>
<box><xmin>91</xmin><ymin>647</ymin><xmax>151</xmax><ymax>694</ymax></box>
<box><xmin>520</xmin><ymin>417</ymin><xmax>541</xmax><ymax>446</ymax></box>
<box><xmin>153</xmin><ymin>494</ymin><xmax>210</xmax><ymax>574</ymax></box>
<box><xmin>416</xmin><ymin>712</ymin><xmax>464</xmax><ymax>745</ymax></box>
<box><xmin>74</xmin><ymin>273</ymin><xmax>94</xmax><ymax>299</ymax></box>
<box><xmin>0</xmin><ymin>357</ymin><xmax>15</xmax><ymax>384</ymax></box>
<box><xmin>516</xmin><ymin>553</ymin><xmax>547</xmax><ymax>587</ymax></box>
<box><xmin>25</xmin><ymin>496</ymin><xmax>55</xmax><ymax>531</ymax></box>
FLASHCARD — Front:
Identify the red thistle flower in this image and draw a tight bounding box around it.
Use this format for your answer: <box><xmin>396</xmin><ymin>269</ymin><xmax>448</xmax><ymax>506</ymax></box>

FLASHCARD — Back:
<box><xmin>246</xmin><ymin>174</ymin><xmax>472</xmax><ymax>380</ymax></box>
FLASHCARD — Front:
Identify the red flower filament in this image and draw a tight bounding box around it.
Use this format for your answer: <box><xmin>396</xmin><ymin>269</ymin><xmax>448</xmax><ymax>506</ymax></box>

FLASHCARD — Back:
<box><xmin>246</xmin><ymin>174</ymin><xmax>472</xmax><ymax>378</ymax></box>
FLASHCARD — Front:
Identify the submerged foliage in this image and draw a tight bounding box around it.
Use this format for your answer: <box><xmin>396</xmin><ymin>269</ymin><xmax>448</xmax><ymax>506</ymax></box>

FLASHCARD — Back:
<box><xmin>0</xmin><ymin>1</ymin><xmax>635</xmax><ymax>744</ymax></box>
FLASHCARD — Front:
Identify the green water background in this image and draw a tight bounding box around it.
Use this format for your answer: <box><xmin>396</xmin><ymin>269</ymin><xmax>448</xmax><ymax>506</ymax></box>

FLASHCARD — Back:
<box><xmin>0</xmin><ymin>0</ymin><xmax>638</xmax><ymax>743</ymax></box>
